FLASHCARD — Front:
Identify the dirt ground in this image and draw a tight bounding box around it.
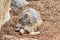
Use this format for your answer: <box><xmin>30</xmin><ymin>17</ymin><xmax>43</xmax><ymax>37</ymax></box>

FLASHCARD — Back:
<box><xmin>0</xmin><ymin>0</ymin><xmax>60</xmax><ymax>40</ymax></box>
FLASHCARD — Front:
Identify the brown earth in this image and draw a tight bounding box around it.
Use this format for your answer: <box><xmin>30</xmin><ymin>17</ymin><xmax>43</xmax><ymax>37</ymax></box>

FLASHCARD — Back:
<box><xmin>0</xmin><ymin>0</ymin><xmax>60</xmax><ymax>40</ymax></box>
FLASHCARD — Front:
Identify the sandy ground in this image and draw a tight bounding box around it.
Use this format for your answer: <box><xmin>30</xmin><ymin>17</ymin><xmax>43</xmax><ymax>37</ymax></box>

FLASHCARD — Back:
<box><xmin>0</xmin><ymin>0</ymin><xmax>60</xmax><ymax>40</ymax></box>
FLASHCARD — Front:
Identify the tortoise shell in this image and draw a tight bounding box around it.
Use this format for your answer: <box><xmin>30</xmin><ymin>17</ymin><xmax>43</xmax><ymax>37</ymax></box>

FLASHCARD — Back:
<box><xmin>15</xmin><ymin>8</ymin><xmax>43</xmax><ymax>33</ymax></box>
<box><xmin>11</xmin><ymin>0</ymin><xmax>29</xmax><ymax>10</ymax></box>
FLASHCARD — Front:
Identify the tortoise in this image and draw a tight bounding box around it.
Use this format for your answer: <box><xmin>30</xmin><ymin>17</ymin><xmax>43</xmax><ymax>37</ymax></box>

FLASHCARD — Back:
<box><xmin>14</xmin><ymin>8</ymin><xmax>43</xmax><ymax>35</ymax></box>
